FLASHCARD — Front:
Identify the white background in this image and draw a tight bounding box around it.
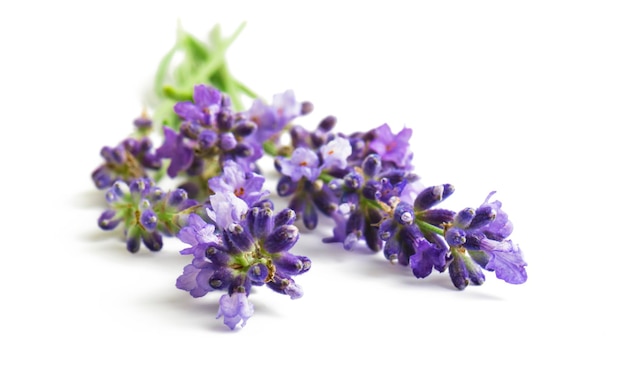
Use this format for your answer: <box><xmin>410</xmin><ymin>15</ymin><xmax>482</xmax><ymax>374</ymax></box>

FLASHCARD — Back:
<box><xmin>1</xmin><ymin>1</ymin><xmax>624</xmax><ymax>377</ymax></box>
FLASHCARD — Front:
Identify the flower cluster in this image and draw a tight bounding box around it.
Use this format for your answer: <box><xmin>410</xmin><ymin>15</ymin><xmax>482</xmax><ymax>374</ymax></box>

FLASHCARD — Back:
<box><xmin>90</xmin><ymin>23</ymin><xmax>527</xmax><ymax>330</ymax></box>
<box><xmin>175</xmin><ymin>161</ymin><xmax>308</xmax><ymax>329</ymax></box>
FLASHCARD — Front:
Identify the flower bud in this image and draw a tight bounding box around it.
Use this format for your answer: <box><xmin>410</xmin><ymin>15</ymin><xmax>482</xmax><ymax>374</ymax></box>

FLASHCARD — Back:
<box><xmin>219</xmin><ymin>132</ymin><xmax>237</xmax><ymax>151</ymax></box>
<box><xmin>393</xmin><ymin>202</ymin><xmax>414</xmax><ymax>225</ymax></box>
<box><xmin>454</xmin><ymin>207</ymin><xmax>475</xmax><ymax>228</ymax></box>
<box><xmin>419</xmin><ymin>209</ymin><xmax>455</xmax><ymax>226</ymax></box>
<box><xmin>209</xmin><ymin>268</ymin><xmax>234</xmax><ymax>290</ymax></box>
<box><xmin>98</xmin><ymin>210</ymin><xmax>121</xmax><ymax>230</ymax></box>
<box><xmin>414</xmin><ymin>184</ymin><xmax>454</xmax><ymax>211</ymax></box>
<box><xmin>225</xmin><ymin>223</ymin><xmax>254</xmax><ymax>253</ymax></box>
<box><xmin>468</xmin><ymin>206</ymin><xmax>497</xmax><ymax>229</ymax></box>
<box><xmin>140</xmin><ymin>209</ymin><xmax>158</xmax><ymax>231</ymax></box>
<box><xmin>449</xmin><ymin>253</ymin><xmax>469</xmax><ymax>290</ymax></box>
<box><xmin>300</xmin><ymin>101</ymin><xmax>314</xmax><ymax>115</ymax></box>
<box><xmin>267</xmin><ymin>275</ymin><xmax>303</xmax><ymax>299</ymax></box>
<box><xmin>318</xmin><ymin>115</ymin><xmax>337</xmax><ymax>131</ymax></box>
<box><xmin>273</xmin><ymin>252</ymin><xmax>306</xmax><ymax>276</ymax></box>
<box><xmin>248</xmin><ymin>263</ymin><xmax>269</xmax><ymax>284</ymax></box>
<box><xmin>277</xmin><ymin>175</ymin><xmax>297</xmax><ymax>196</ymax></box>
<box><xmin>445</xmin><ymin>227</ymin><xmax>466</xmax><ymax>247</ymax></box>
<box><xmin>247</xmin><ymin>206</ymin><xmax>273</xmax><ymax>240</ymax></box>
<box><xmin>205</xmin><ymin>243</ymin><xmax>232</xmax><ymax>266</ymax></box>
<box><xmin>198</xmin><ymin>129</ymin><xmax>218</xmax><ymax>150</ymax></box>
<box><xmin>233</xmin><ymin>120</ymin><xmax>257</xmax><ymax>137</ymax></box>
<box><xmin>265</xmin><ymin>225</ymin><xmax>299</xmax><ymax>253</ymax></box>
<box><xmin>142</xmin><ymin>231</ymin><xmax>163</xmax><ymax>251</ymax></box>
<box><xmin>362</xmin><ymin>154</ymin><xmax>382</xmax><ymax>177</ymax></box>
<box><xmin>273</xmin><ymin>208</ymin><xmax>296</xmax><ymax>228</ymax></box>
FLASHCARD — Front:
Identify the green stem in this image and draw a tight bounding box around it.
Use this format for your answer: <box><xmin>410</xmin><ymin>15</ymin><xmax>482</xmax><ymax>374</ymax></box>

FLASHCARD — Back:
<box><xmin>218</xmin><ymin>63</ymin><xmax>244</xmax><ymax>111</ymax></box>
<box><xmin>162</xmin><ymin>85</ymin><xmax>193</xmax><ymax>101</ymax></box>
<box><xmin>187</xmin><ymin>22</ymin><xmax>246</xmax><ymax>89</ymax></box>
<box><xmin>263</xmin><ymin>140</ymin><xmax>279</xmax><ymax>156</ymax></box>
<box><xmin>319</xmin><ymin>171</ymin><xmax>335</xmax><ymax>184</ymax></box>
<box><xmin>415</xmin><ymin>219</ymin><xmax>444</xmax><ymax>236</ymax></box>
<box><xmin>154</xmin><ymin>44</ymin><xmax>180</xmax><ymax>98</ymax></box>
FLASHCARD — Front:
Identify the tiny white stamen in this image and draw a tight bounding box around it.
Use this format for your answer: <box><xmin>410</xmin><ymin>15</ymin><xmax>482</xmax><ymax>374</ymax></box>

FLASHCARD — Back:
<box><xmin>401</xmin><ymin>212</ymin><xmax>413</xmax><ymax>224</ymax></box>
<box><xmin>338</xmin><ymin>203</ymin><xmax>352</xmax><ymax>215</ymax></box>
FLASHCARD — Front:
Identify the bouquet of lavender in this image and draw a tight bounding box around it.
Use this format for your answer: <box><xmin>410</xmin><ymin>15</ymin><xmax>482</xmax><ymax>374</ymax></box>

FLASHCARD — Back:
<box><xmin>91</xmin><ymin>23</ymin><xmax>527</xmax><ymax>330</ymax></box>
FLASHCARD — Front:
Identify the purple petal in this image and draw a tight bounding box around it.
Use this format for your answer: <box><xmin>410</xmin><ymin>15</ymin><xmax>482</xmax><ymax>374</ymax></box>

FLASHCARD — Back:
<box><xmin>177</xmin><ymin>213</ymin><xmax>218</xmax><ymax>245</ymax></box>
<box><xmin>193</xmin><ymin>84</ymin><xmax>222</xmax><ymax>109</ymax></box>
<box><xmin>174</xmin><ymin>101</ymin><xmax>204</xmax><ymax>122</ymax></box>
<box><xmin>482</xmin><ymin>239</ymin><xmax>528</xmax><ymax>284</ymax></box>
<box><xmin>176</xmin><ymin>264</ymin><xmax>214</xmax><ymax>298</ymax></box>
<box><xmin>207</xmin><ymin>192</ymin><xmax>249</xmax><ymax>230</ymax></box>
<box><xmin>216</xmin><ymin>293</ymin><xmax>254</xmax><ymax>330</ymax></box>
<box><xmin>320</xmin><ymin>137</ymin><xmax>352</xmax><ymax>170</ymax></box>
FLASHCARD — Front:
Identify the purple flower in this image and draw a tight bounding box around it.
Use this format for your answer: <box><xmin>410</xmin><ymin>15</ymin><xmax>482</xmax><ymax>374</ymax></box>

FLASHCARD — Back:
<box><xmin>322</xmin><ymin>211</ymin><xmax>349</xmax><ymax>247</ymax></box>
<box><xmin>323</xmin><ymin>155</ymin><xmax>417</xmax><ymax>251</ymax></box>
<box><xmin>174</xmin><ymin>200</ymin><xmax>308</xmax><ymax>329</ymax></box>
<box><xmin>208</xmin><ymin>160</ymin><xmax>270</xmax><ymax>206</ymax></box>
<box><xmin>153</xmin><ymin>85</ymin><xmax>268</xmax><ymax>200</ymax></box>
<box><xmin>442</xmin><ymin>192</ymin><xmax>527</xmax><ymax>288</ymax></box>
<box><xmin>368</xmin><ymin>123</ymin><xmax>413</xmax><ymax>168</ymax></box>
<box><xmin>176</xmin><ymin>261</ymin><xmax>215</xmax><ymax>298</ymax></box>
<box><xmin>399</xmin><ymin>177</ymin><xmax>426</xmax><ymax>205</ymax></box>
<box><xmin>155</xmin><ymin>126</ymin><xmax>194</xmax><ymax>178</ymax></box>
<box><xmin>266</xmin><ymin>274</ymin><xmax>304</xmax><ymax>299</ymax></box>
<box><xmin>98</xmin><ymin>179</ymin><xmax>198</xmax><ymax>253</ymax></box>
<box><xmin>320</xmin><ymin>136</ymin><xmax>352</xmax><ymax>170</ymax></box>
<box><xmin>380</xmin><ymin>201</ymin><xmax>449</xmax><ymax>275</ymax></box>
<box><xmin>276</xmin><ymin>147</ymin><xmax>321</xmax><ymax>181</ymax></box>
<box><xmin>216</xmin><ymin>292</ymin><xmax>254</xmax><ymax>330</ymax></box>
<box><xmin>174</xmin><ymin>84</ymin><xmax>222</xmax><ymax>126</ymax></box>
<box><xmin>247</xmin><ymin>89</ymin><xmax>302</xmax><ymax>142</ymax></box>
<box><xmin>476</xmin><ymin>239</ymin><xmax>527</xmax><ymax>284</ymax></box>
<box><xmin>407</xmin><ymin>234</ymin><xmax>449</xmax><ymax>278</ymax></box>
<box><xmin>479</xmin><ymin>191</ymin><xmax>514</xmax><ymax>241</ymax></box>
<box><xmin>91</xmin><ymin>136</ymin><xmax>161</xmax><ymax>189</ymax></box>
<box><xmin>206</xmin><ymin>191</ymin><xmax>249</xmax><ymax>230</ymax></box>
<box><xmin>177</xmin><ymin>213</ymin><xmax>219</xmax><ymax>258</ymax></box>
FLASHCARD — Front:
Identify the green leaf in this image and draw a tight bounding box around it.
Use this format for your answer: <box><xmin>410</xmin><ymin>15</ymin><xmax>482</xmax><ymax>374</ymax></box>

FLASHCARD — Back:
<box><xmin>153</xmin><ymin>43</ymin><xmax>179</xmax><ymax>98</ymax></box>
<box><xmin>187</xmin><ymin>22</ymin><xmax>247</xmax><ymax>87</ymax></box>
<box><xmin>162</xmin><ymin>85</ymin><xmax>192</xmax><ymax>102</ymax></box>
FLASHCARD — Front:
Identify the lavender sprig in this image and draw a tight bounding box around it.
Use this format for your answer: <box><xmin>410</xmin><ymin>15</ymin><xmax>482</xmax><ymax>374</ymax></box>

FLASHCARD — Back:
<box><xmin>98</xmin><ymin>178</ymin><xmax>200</xmax><ymax>252</ymax></box>
<box><xmin>175</xmin><ymin>162</ymin><xmax>308</xmax><ymax>329</ymax></box>
<box><xmin>90</xmin><ymin>22</ymin><xmax>528</xmax><ymax>330</ymax></box>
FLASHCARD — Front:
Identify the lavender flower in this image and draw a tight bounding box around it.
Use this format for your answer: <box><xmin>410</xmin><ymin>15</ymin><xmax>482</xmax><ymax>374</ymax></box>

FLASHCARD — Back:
<box><xmin>276</xmin><ymin>147</ymin><xmax>321</xmax><ymax>182</ymax></box>
<box><xmin>217</xmin><ymin>292</ymin><xmax>254</xmax><ymax>330</ymax></box>
<box><xmin>443</xmin><ymin>192</ymin><xmax>527</xmax><ymax>288</ymax></box>
<box><xmin>206</xmin><ymin>191</ymin><xmax>249</xmax><ymax>230</ymax></box>
<box><xmin>173</xmin><ymin>84</ymin><xmax>222</xmax><ymax>126</ymax></box>
<box><xmin>154</xmin><ymin>85</ymin><xmax>264</xmax><ymax>199</ymax></box>
<box><xmin>376</xmin><ymin>185</ymin><xmax>527</xmax><ymax>290</ymax></box>
<box><xmin>89</xmin><ymin>22</ymin><xmax>530</xmax><ymax>332</ymax></box>
<box><xmin>323</xmin><ymin>153</ymin><xmax>420</xmax><ymax>251</ymax></box>
<box><xmin>208</xmin><ymin>160</ymin><xmax>270</xmax><ymax>205</ymax></box>
<box><xmin>367</xmin><ymin>123</ymin><xmax>413</xmax><ymax>169</ymax></box>
<box><xmin>379</xmin><ymin>201</ymin><xmax>449</xmax><ymax>277</ymax></box>
<box><xmin>177</xmin><ymin>213</ymin><xmax>219</xmax><ymax>257</ymax></box>
<box><xmin>155</xmin><ymin>126</ymin><xmax>194</xmax><ymax>178</ymax></box>
<box><xmin>91</xmin><ymin>136</ymin><xmax>161</xmax><ymax>189</ymax></box>
<box><xmin>246</xmin><ymin>89</ymin><xmax>308</xmax><ymax>143</ymax></box>
<box><xmin>98</xmin><ymin>178</ymin><xmax>199</xmax><ymax>252</ymax></box>
<box><xmin>175</xmin><ymin>259</ymin><xmax>215</xmax><ymax>298</ymax></box>
<box><xmin>175</xmin><ymin>167</ymin><xmax>308</xmax><ymax>329</ymax></box>
<box><xmin>274</xmin><ymin>138</ymin><xmax>352</xmax><ymax>229</ymax></box>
